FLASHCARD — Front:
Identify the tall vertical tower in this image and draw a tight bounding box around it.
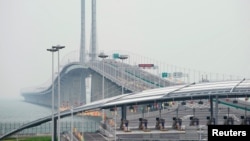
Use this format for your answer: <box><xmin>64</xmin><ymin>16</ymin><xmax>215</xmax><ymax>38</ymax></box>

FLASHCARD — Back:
<box><xmin>80</xmin><ymin>0</ymin><xmax>85</xmax><ymax>64</ymax></box>
<box><xmin>79</xmin><ymin>0</ymin><xmax>87</xmax><ymax>106</ymax></box>
<box><xmin>90</xmin><ymin>0</ymin><xmax>97</xmax><ymax>61</ymax></box>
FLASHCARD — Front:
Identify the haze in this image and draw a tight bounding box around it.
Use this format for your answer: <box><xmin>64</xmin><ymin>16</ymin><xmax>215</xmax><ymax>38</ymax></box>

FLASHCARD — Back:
<box><xmin>0</xmin><ymin>0</ymin><xmax>249</xmax><ymax>99</ymax></box>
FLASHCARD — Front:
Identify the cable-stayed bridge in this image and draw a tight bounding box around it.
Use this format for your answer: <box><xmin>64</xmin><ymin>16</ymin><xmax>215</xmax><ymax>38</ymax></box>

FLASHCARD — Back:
<box><xmin>2</xmin><ymin>0</ymin><xmax>249</xmax><ymax>140</ymax></box>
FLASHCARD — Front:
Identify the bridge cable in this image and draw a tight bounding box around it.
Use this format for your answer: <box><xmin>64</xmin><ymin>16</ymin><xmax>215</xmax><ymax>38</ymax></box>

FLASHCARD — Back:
<box><xmin>162</xmin><ymin>82</ymin><xmax>196</xmax><ymax>98</ymax></box>
<box><xmin>230</xmin><ymin>78</ymin><xmax>245</xmax><ymax>93</ymax></box>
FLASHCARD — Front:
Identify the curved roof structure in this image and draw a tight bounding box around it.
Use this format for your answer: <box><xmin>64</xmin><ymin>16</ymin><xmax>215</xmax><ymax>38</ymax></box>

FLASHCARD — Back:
<box><xmin>1</xmin><ymin>79</ymin><xmax>250</xmax><ymax>140</ymax></box>
<box><xmin>101</xmin><ymin>78</ymin><xmax>250</xmax><ymax>108</ymax></box>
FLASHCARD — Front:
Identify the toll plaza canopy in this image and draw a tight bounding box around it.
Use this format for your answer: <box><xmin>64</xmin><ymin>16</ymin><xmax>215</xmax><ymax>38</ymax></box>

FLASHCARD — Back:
<box><xmin>1</xmin><ymin>79</ymin><xmax>250</xmax><ymax>140</ymax></box>
<box><xmin>77</xmin><ymin>79</ymin><xmax>250</xmax><ymax>110</ymax></box>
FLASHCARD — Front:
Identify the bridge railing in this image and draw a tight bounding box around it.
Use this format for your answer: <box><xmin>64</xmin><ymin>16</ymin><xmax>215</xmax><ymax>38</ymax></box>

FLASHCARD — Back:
<box><xmin>87</xmin><ymin>59</ymin><xmax>175</xmax><ymax>93</ymax></box>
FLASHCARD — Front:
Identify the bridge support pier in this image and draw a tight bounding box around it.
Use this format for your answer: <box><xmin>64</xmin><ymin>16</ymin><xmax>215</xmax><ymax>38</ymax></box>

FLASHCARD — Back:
<box><xmin>120</xmin><ymin>105</ymin><xmax>127</xmax><ymax>130</ymax></box>
<box><xmin>159</xmin><ymin>102</ymin><xmax>162</xmax><ymax>118</ymax></box>
<box><xmin>209</xmin><ymin>96</ymin><xmax>213</xmax><ymax>122</ymax></box>
<box><xmin>215</xmin><ymin>95</ymin><xmax>219</xmax><ymax>125</ymax></box>
<box><xmin>209</xmin><ymin>95</ymin><xmax>219</xmax><ymax>125</ymax></box>
<box><xmin>121</xmin><ymin>105</ymin><xmax>127</xmax><ymax>120</ymax></box>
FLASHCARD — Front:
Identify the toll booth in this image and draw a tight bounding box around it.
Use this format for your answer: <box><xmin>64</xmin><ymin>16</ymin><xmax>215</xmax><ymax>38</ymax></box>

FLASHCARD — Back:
<box><xmin>241</xmin><ymin>116</ymin><xmax>250</xmax><ymax>125</ymax></box>
<box><xmin>172</xmin><ymin>117</ymin><xmax>182</xmax><ymax>130</ymax></box>
<box><xmin>206</xmin><ymin>116</ymin><xmax>215</xmax><ymax>125</ymax></box>
<box><xmin>120</xmin><ymin>119</ymin><xmax>129</xmax><ymax>130</ymax></box>
<box><xmin>190</xmin><ymin>116</ymin><xmax>199</xmax><ymax>126</ymax></box>
<box><xmin>223</xmin><ymin>116</ymin><xmax>234</xmax><ymax>125</ymax></box>
<box><xmin>124</xmin><ymin>120</ymin><xmax>129</xmax><ymax>131</ymax></box>
<box><xmin>139</xmin><ymin>118</ymin><xmax>149</xmax><ymax>131</ymax></box>
<box><xmin>155</xmin><ymin>117</ymin><xmax>166</xmax><ymax>130</ymax></box>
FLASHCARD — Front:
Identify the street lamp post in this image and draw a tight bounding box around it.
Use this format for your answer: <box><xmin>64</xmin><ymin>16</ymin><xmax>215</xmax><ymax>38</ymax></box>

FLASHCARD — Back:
<box><xmin>52</xmin><ymin>45</ymin><xmax>65</xmax><ymax>141</ymax></box>
<box><xmin>71</xmin><ymin>106</ymin><xmax>73</xmax><ymax>141</ymax></box>
<box><xmin>119</xmin><ymin>55</ymin><xmax>128</xmax><ymax>125</ymax></box>
<box><xmin>98</xmin><ymin>52</ymin><xmax>108</xmax><ymax>122</ymax></box>
<box><xmin>118</xmin><ymin>55</ymin><xmax>128</xmax><ymax>94</ymax></box>
<box><xmin>47</xmin><ymin>48</ymin><xmax>58</xmax><ymax>141</ymax></box>
<box><xmin>114</xmin><ymin>106</ymin><xmax>117</xmax><ymax>141</ymax></box>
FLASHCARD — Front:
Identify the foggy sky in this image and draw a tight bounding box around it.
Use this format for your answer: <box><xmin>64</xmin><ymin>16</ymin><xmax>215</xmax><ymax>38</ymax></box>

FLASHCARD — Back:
<box><xmin>0</xmin><ymin>0</ymin><xmax>250</xmax><ymax>98</ymax></box>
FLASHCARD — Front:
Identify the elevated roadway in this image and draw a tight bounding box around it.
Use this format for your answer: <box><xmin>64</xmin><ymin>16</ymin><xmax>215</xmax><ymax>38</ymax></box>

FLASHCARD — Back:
<box><xmin>21</xmin><ymin>59</ymin><xmax>178</xmax><ymax>107</ymax></box>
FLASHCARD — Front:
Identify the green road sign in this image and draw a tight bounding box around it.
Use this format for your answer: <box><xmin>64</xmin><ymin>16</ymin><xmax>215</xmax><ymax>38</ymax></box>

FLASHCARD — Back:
<box><xmin>162</xmin><ymin>72</ymin><xmax>168</xmax><ymax>78</ymax></box>
<box><xmin>113</xmin><ymin>53</ymin><xmax>119</xmax><ymax>59</ymax></box>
